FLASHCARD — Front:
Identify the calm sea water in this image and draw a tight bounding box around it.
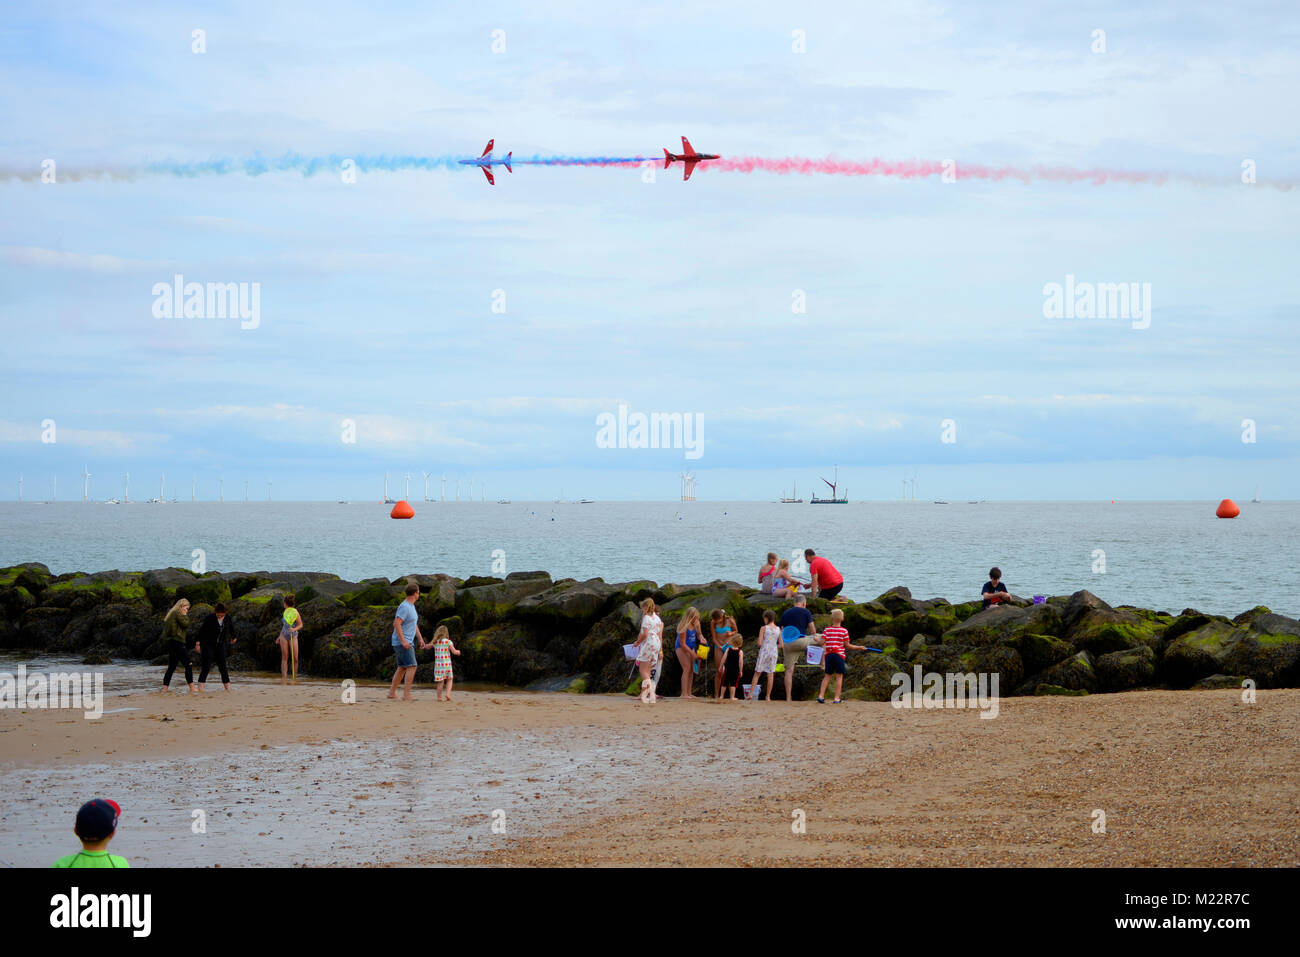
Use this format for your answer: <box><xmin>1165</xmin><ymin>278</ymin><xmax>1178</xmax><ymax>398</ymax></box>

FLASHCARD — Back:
<box><xmin>0</xmin><ymin>501</ymin><xmax>1296</xmax><ymax>618</ymax></box>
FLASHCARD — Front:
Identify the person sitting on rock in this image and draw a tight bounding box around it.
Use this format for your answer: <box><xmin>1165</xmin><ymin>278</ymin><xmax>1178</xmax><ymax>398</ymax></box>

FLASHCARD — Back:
<box><xmin>758</xmin><ymin>552</ymin><xmax>778</xmax><ymax>594</ymax></box>
<box><xmin>982</xmin><ymin>567</ymin><xmax>1011</xmax><ymax>609</ymax></box>
<box><xmin>770</xmin><ymin>559</ymin><xmax>806</xmax><ymax>598</ymax></box>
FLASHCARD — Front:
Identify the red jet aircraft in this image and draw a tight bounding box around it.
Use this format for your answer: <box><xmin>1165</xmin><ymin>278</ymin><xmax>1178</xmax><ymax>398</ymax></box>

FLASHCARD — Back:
<box><xmin>662</xmin><ymin>136</ymin><xmax>720</xmax><ymax>181</ymax></box>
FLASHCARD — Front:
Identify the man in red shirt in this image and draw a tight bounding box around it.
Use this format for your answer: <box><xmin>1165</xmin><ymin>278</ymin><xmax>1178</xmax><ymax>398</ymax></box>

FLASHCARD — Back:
<box><xmin>804</xmin><ymin>549</ymin><xmax>845</xmax><ymax>600</ymax></box>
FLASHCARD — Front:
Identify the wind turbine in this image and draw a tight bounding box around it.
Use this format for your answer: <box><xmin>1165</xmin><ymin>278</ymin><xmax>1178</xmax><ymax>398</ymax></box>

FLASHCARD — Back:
<box><xmin>82</xmin><ymin>465</ymin><xmax>91</xmax><ymax>502</ymax></box>
<box><xmin>17</xmin><ymin>476</ymin><xmax>22</xmax><ymax>502</ymax></box>
<box><xmin>440</xmin><ymin>474</ymin><xmax>446</xmax><ymax>503</ymax></box>
<box><xmin>267</xmin><ymin>480</ymin><xmax>273</xmax><ymax>502</ymax></box>
<box><xmin>219</xmin><ymin>477</ymin><xmax>224</xmax><ymax>503</ymax></box>
<box><xmin>124</xmin><ymin>472</ymin><xmax>130</xmax><ymax>504</ymax></box>
<box><xmin>383</xmin><ymin>472</ymin><xmax>389</xmax><ymax>503</ymax></box>
<box><xmin>244</xmin><ymin>480</ymin><xmax>249</xmax><ymax>502</ymax></box>
<box><xmin>404</xmin><ymin>473</ymin><xmax>411</xmax><ymax>501</ymax></box>
<box><xmin>52</xmin><ymin>475</ymin><xmax>57</xmax><ymax>502</ymax></box>
<box><xmin>160</xmin><ymin>472</ymin><xmax>165</xmax><ymax>503</ymax></box>
<box><xmin>455</xmin><ymin>479</ymin><xmax>461</xmax><ymax>502</ymax></box>
<box><xmin>422</xmin><ymin>471</ymin><xmax>431</xmax><ymax>501</ymax></box>
<box><xmin>191</xmin><ymin>475</ymin><xmax>196</xmax><ymax>502</ymax></box>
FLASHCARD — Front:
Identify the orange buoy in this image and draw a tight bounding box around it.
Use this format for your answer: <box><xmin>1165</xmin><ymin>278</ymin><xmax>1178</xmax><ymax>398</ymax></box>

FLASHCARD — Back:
<box><xmin>390</xmin><ymin>500</ymin><xmax>414</xmax><ymax>519</ymax></box>
<box><xmin>1215</xmin><ymin>498</ymin><xmax>1240</xmax><ymax>519</ymax></box>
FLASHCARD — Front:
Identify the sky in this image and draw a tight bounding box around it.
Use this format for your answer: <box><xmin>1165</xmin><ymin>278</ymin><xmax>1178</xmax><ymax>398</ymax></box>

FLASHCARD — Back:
<box><xmin>1</xmin><ymin>0</ymin><xmax>1297</xmax><ymax>502</ymax></box>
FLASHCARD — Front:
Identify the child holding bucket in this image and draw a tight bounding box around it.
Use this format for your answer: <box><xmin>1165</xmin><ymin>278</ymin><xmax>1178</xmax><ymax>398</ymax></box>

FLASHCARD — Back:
<box><xmin>632</xmin><ymin>597</ymin><xmax>664</xmax><ymax>704</ymax></box>
<box><xmin>674</xmin><ymin>607</ymin><xmax>704</xmax><ymax>699</ymax></box>
<box><xmin>709</xmin><ymin>609</ymin><xmax>739</xmax><ymax>699</ymax></box>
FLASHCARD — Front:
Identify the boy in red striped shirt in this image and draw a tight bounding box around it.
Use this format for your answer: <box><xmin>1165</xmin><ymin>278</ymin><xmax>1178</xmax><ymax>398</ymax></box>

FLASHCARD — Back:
<box><xmin>815</xmin><ymin>608</ymin><xmax>866</xmax><ymax>703</ymax></box>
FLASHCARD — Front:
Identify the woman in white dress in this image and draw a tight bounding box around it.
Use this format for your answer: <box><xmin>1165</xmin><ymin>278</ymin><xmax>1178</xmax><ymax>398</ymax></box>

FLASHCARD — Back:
<box><xmin>631</xmin><ymin>597</ymin><xmax>664</xmax><ymax>704</ymax></box>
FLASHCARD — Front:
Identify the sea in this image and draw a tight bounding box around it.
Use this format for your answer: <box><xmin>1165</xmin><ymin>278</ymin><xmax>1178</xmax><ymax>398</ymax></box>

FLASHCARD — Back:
<box><xmin>1</xmin><ymin>500</ymin><xmax>1296</xmax><ymax>618</ymax></box>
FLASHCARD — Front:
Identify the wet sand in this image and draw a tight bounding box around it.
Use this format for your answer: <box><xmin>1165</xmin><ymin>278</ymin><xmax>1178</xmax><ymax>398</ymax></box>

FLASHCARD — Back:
<box><xmin>2</xmin><ymin>683</ymin><xmax>1297</xmax><ymax>867</ymax></box>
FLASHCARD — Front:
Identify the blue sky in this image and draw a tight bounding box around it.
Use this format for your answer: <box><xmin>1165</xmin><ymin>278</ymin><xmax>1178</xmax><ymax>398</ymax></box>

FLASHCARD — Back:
<box><xmin>1</xmin><ymin>1</ymin><xmax>1297</xmax><ymax>502</ymax></box>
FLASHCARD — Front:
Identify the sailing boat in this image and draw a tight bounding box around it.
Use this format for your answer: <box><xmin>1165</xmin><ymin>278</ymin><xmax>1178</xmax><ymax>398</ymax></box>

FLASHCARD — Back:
<box><xmin>780</xmin><ymin>481</ymin><xmax>803</xmax><ymax>503</ymax></box>
<box><xmin>810</xmin><ymin>467</ymin><xmax>848</xmax><ymax>504</ymax></box>
<box><xmin>1252</xmin><ymin>485</ymin><xmax>1261</xmax><ymax>504</ymax></box>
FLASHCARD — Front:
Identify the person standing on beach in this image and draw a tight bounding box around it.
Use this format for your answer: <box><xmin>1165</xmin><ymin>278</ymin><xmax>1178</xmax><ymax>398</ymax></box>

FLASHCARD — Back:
<box><xmin>278</xmin><ymin>595</ymin><xmax>304</xmax><ymax>684</ymax></box>
<box><xmin>196</xmin><ymin>602</ymin><xmax>235</xmax><ymax>692</ymax></box>
<box><xmin>815</xmin><ymin>608</ymin><xmax>866</xmax><ymax>704</ymax></box>
<box><xmin>429</xmin><ymin>624</ymin><xmax>460</xmax><ymax>701</ymax></box>
<box><xmin>804</xmin><ymin>549</ymin><xmax>845</xmax><ymax>601</ymax></box>
<box><xmin>160</xmin><ymin>598</ymin><xmax>195</xmax><ymax>693</ymax></box>
<box><xmin>632</xmin><ymin>597</ymin><xmax>664</xmax><ymax>704</ymax></box>
<box><xmin>52</xmin><ymin>799</ymin><xmax>129</xmax><ymax>868</ymax></box>
<box><xmin>779</xmin><ymin>595</ymin><xmax>817</xmax><ymax>702</ymax></box>
<box><xmin>388</xmin><ymin>583</ymin><xmax>424</xmax><ymax>701</ymax></box>
<box><xmin>752</xmin><ymin>609</ymin><xmax>780</xmax><ymax>701</ymax></box>
<box><xmin>709</xmin><ymin>609</ymin><xmax>739</xmax><ymax>699</ymax></box>
<box><xmin>674</xmin><ymin>606</ymin><xmax>703</xmax><ymax>699</ymax></box>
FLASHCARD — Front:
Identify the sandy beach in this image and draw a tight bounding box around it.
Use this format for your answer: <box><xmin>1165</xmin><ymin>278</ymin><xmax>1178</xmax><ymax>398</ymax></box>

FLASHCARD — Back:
<box><xmin>2</xmin><ymin>681</ymin><xmax>1296</xmax><ymax>867</ymax></box>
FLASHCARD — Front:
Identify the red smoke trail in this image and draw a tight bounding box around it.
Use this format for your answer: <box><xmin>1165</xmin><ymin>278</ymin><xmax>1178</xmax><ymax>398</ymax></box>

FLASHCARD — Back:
<box><xmin>713</xmin><ymin>156</ymin><xmax>1174</xmax><ymax>185</ymax></box>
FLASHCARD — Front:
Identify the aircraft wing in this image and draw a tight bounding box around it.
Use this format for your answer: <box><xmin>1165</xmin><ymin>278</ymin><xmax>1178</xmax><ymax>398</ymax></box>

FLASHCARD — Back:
<box><xmin>481</xmin><ymin>139</ymin><xmax>494</xmax><ymax>157</ymax></box>
<box><xmin>680</xmin><ymin>136</ymin><xmax>697</xmax><ymax>156</ymax></box>
<box><xmin>481</xmin><ymin>166</ymin><xmax>495</xmax><ymax>185</ymax></box>
<box><xmin>682</xmin><ymin>159</ymin><xmax>697</xmax><ymax>181</ymax></box>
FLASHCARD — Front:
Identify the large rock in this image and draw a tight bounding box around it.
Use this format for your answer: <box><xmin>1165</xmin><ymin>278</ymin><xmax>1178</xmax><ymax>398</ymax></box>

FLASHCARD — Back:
<box><xmin>44</xmin><ymin>571</ymin><xmax>148</xmax><ymax>610</ymax></box>
<box><xmin>999</xmin><ymin>632</ymin><xmax>1074</xmax><ymax>674</ymax></box>
<box><xmin>0</xmin><ymin>563</ymin><xmax>52</xmax><ymax>598</ymax></box>
<box><xmin>142</xmin><ymin>568</ymin><xmax>201</xmax><ymax>609</ymax></box>
<box><xmin>55</xmin><ymin>602</ymin><xmax>155</xmax><ymax>656</ymax></box>
<box><xmin>310</xmin><ymin>606</ymin><xmax>407</xmax><ymax>679</ymax></box>
<box><xmin>1222</xmin><ymin>620</ymin><xmax>1300</xmax><ymax>688</ymax></box>
<box><xmin>515</xmin><ymin>578</ymin><xmax>622</xmax><ymax>628</ymax></box>
<box><xmin>16</xmin><ymin>607</ymin><xmax>74</xmax><ymax>649</ymax></box>
<box><xmin>941</xmin><ymin>602</ymin><xmax>1063</xmax><ymax>647</ymax></box>
<box><xmin>458</xmin><ymin>621</ymin><xmax>560</xmax><ymax>685</ymax></box>
<box><xmin>1095</xmin><ymin>645</ymin><xmax>1158</xmax><ymax>692</ymax></box>
<box><xmin>842</xmin><ymin>653</ymin><xmax>906</xmax><ymax>701</ymax></box>
<box><xmin>1065</xmin><ymin>605</ymin><xmax>1163</xmax><ymax>657</ymax></box>
<box><xmin>454</xmin><ymin>576</ymin><xmax>555</xmax><ymax>629</ymax></box>
<box><xmin>1161</xmin><ymin>620</ymin><xmax>1245</xmax><ymax>687</ymax></box>
<box><xmin>578</xmin><ymin>602</ymin><xmax>643</xmax><ymax>693</ymax></box>
<box><xmin>338</xmin><ymin>579</ymin><xmax>403</xmax><ymax>610</ymax></box>
<box><xmin>1018</xmin><ymin>651</ymin><xmax>1097</xmax><ymax>694</ymax></box>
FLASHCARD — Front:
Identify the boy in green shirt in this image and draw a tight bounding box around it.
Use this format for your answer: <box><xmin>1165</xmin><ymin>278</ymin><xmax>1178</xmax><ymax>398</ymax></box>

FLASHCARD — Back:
<box><xmin>52</xmin><ymin>798</ymin><xmax>130</xmax><ymax>868</ymax></box>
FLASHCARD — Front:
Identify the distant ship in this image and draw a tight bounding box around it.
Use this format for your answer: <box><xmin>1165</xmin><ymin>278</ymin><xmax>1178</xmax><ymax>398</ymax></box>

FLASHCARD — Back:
<box><xmin>780</xmin><ymin>481</ymin><xmax>803</xmax><ymax>503</ymax></box>
<box><xmin>934</xmin><ymin>500</ymin><xmax>950</xmax><ymax>505</ymax></box>
<box><xmin>810</xmin><ymin>467</ymin><xmax>848</xmax><ymax>504</ymax></box>
<box><xmin>579</xmin><ymin>499</ymin><xmax>594</xmax><ymax>504</ymax></box>
<box><xmin>497</xmin><ymin>499</ymin><xmax>511</xmax><ymax>504</ymax></box>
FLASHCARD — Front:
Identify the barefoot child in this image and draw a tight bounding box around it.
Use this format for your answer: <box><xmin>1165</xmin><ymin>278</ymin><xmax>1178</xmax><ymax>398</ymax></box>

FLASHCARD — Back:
<box><xmin>632</xmin><ymin>597</ymin><xmax>664</xmax><ymax>704</ymax></box>
<box><xmin>752</xmin><ymin>609</ymin><xmax>780</xmax><ymax>701</ymax></box>
<box><xmin>709</xmin><ymin>609</ymin><xmax>738</xmax><ymax>698</ymax></box>
<box><xmin>816</xmin><ymin>608</ymin><xmax>866</xmax><ymax>703</ymax></box>
<box><xmin>720</xmin><ymin>633</ymin><xmax>744</xmax><ymax>699</ymax></box>
<box><xmin>279</xmin><ymin>595</ymin><xmax>304</xmax><ymax>683</ymax></box>
<box><xmin>428</xmin><ymin>625</ymin><xmax>460</xmax><ymax>700</ymax></box>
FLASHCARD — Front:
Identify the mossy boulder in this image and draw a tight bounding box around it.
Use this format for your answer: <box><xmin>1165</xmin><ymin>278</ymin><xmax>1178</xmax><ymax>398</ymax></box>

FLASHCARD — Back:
<box><xmin>1161</xmin><ymin>620</ymin><xmax>1246</xmax><ymax>687</ymax></box>
<box><xmin>839</xmin><ymin>600</ymin><xmax>893</xmax><ymax>638</ymax></box>
<box><xmin>941</xmin><ymin>602</ymin><xmax>1062</xmax><ymax>647</ymax></box>
<box><xmin>0</xmin><ymin>583</ymin><xmax>38</xmax><ymax>621</ymax></box>
<box><xmin>217</xmin><ymin>572</ymin><xmax>273</xmax><ymax>600</ymax></box>
<box><xmin>460</xmin><ymin>575</ymin><xmax>503</xmax><ymax>589</ymax></box>
<box><xmin>57</xmin><ymin>602</ymin><xmax>155</xmax><ymax>655</ymax></box>
<box><xmin>515</xmin><ymin>578</ymin><xmax>620</xmax><ymax>628</ymax></box>
<box><xmin>524</xmin><ymin>674</ymin><xmax>590</xmax><ymax>693</ymax></box>
<box><xmin>1221</xmin><ymin>627</ymin><xmax>1300</xmax><ymax>688</ymax></box>
<box><xmin>1191</xmin><ymin>674</ymin><xmax>1250</xmax><ymax>691</ymax></box>
<box><xmin>339</xmin><ymin>579</ymin><xmax>403</xmax><ymax>610</ymax></box>
<box><xmin>0</xmin><ymin>563</ymin><xmax>52</xmax><ymax>595</ymax></box>
<box><xmin>1034</xmin><ymin>684</ymin><xmax>1089</xmax><ymax>696</ymax></box>
<box><xmin>16</xmin><ymin>606</ymin><xmax>74</xmax><ymax>649</ymax></box>
<box><xmin>458</xmin><ymin>621</ymin><xmax>561</xmax><ymax>685</ymax></box>
<box><xmin>1095</xmin><ymin>645</ymin><xmax>1158</xmax><ymax>692</ymax></box>
<box><xmin>1018</xmin><ymin>650</ymin><xmax>1097</xmax><ymax>695</ymax></box>
<box><xmin>44</xmin><ymin>571</ymin><xmax>148</xmax><ymax>610</ymax></box>
<box><xmin>1231</xmin><ymin>605</ymin><xmax>1273</xmax><ymax>626</ymax></box>
<box><xmin>142</xmin><ymin>568</ymin><xmax>201</xmax><ymax>609</ymax></box>
<box><xmin>999</xmin><ymin>632</ymin><xmax>1074</xmax><ymax>674</ymax></box>
<box><xmin>309</xmin><ymin>606</ymin><xmax>406</xmax><ymax>679</ymax></box>
<box><xmin>1162</xmin><ymin>610</ymin><xmax>1224</xmax><ymax>644</ymax></box>
<box><xmin>1066</xmin><ymin>608</ymin><xmax>1163</xmax><ymax>657</ymax></box>
<box><xmin>577</xmin><ymin>602</ymin><xmax>642</xmax><ymax>692</ymax></box>
<box><xmin>454</xmin><ymin>576</ymin><xmax>555</xmax><ymax>629</ymax></box>
<box><xmin>175</xmin><ymin>575</ymin><xmax>232</xmax><ymax>609</ymax></box>
<box><xmin>842</xmin><ymin>652</ymin><xmax>906</xmax><ymax>701</ymax></box>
